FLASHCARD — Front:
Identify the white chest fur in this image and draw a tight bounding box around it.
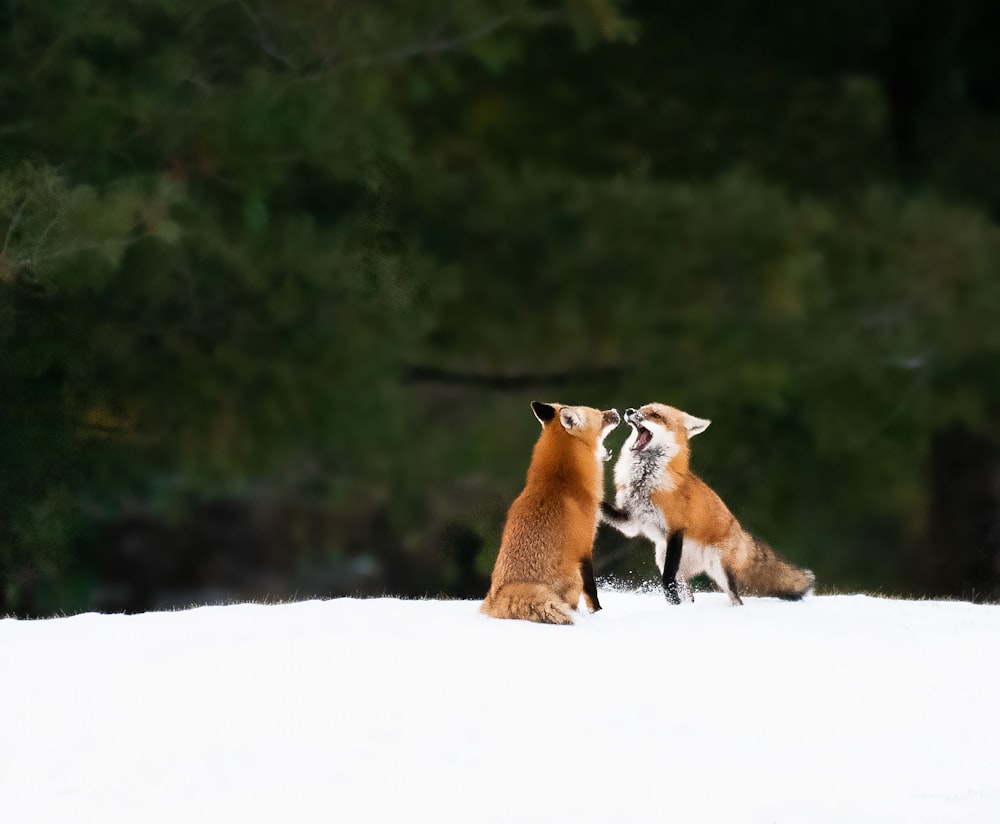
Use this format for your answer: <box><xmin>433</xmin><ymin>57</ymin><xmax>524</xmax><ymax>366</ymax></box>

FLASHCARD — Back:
<box><xmin>612</xmin><ymin>445</ymin><xmax>672</xmax><ymax>540</ymax></box>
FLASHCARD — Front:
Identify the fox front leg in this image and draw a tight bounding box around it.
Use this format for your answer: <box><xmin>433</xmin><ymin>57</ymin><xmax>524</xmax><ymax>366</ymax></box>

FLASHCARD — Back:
<box><xmin>580</xmin><ymin>556</ymin><xmax>602</xmax><ymax>613</ymax></box>
<box><xmin>658</xmin><ymin>528</ymin><xmax>686</xmax><ymax>605</ymax></box>
<box><xmin>600</xmin><ymin>502</ymin><xmax>640</xmax><ymax>538</ymax></box>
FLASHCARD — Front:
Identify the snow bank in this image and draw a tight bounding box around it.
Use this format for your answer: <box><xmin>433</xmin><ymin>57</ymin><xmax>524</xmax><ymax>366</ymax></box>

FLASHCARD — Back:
<box><xmin>2</xmin><ymin>590</ymin><xmax>999</xmax><ymax>822</ymax></box>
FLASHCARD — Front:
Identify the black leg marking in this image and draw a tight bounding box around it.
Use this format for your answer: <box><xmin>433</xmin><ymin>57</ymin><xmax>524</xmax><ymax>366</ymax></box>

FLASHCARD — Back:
<box><xmin>600</xmin><ymin>501</ymin><xmax>629</xmax><ymax>523</ymax></box>
<box><xmin>661</xmin><ymin>528</ymin><xmax>684</xmax><ymax>605</ymax></box>
<box><xmin>725</xmin><ymin>568</ymin><xmax>744</xmax><ymax>606</ymax></box>
<box><xmin>581</xmin><ymin>556</ymin><xmax>601</xmax><ymax>611</ymax></box>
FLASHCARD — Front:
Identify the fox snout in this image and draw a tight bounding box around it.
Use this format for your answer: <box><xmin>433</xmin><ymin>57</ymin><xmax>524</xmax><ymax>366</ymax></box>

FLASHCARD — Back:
<box><xmin>604</xmin><ymin>409</ymin><xmax>621</xmax><ymax>427</ymax></box>
<box><xmin>624</xmin><ymin>407</ymin><xmax>640</xmax><ymax>423</ymax></box>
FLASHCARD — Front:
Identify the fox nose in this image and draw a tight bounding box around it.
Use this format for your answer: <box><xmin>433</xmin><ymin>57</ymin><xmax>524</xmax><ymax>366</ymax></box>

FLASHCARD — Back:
<box><xmin>625</xmin><ymin>407</ymin><xmax>636</xmax><ymax>418</ymax></box>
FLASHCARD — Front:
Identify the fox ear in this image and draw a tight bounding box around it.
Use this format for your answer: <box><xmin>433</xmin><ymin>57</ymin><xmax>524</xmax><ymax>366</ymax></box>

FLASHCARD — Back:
<box><xmin>684</xmin><ymin>414</ymin><xmax>711</xmax><ymax>437</ymax></box>
<box><xmin>559</xmin><ymin>407</ymin><xmax>582</xmax><ymax>430</ymax></box>
<box><xmin>531</xmin><ymin>401</ymin><xmax>557</xmax><ymax>425</ymax></box>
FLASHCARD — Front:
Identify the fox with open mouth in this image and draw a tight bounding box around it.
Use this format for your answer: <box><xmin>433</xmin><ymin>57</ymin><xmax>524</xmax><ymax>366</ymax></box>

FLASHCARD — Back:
<box><xmin>601</xmin><ymin>403</ymin><xmax>814</xmax><ymax>605</ymax></box>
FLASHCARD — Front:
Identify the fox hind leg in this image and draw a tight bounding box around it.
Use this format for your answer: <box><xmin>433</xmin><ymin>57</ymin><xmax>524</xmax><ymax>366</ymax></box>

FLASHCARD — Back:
<box><xmin>724</xmin><ymin>568</ymin><xmax>743</xmax><ymax>606</ymax></box>
<box><xmin>704</xmin><ymin>550</ymin><xmax>743</xmax><ymax>606</ymax></box>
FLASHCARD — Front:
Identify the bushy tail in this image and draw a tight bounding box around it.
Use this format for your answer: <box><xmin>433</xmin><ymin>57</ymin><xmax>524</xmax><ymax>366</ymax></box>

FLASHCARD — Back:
<box><xmin>740</xmin><ymin>537</ymin><xmax>815</xmax><ymax>600</ymax></box>
<box><xmin>480</xmin><ymin>582</ymin><xmax>575</xmax><ymax>625</ymax></box>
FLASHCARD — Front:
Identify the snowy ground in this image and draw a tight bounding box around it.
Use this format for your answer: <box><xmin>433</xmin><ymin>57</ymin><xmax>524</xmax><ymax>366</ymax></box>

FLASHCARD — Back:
<box><xmin>2</xmin><ymin>589</ymin><xmax>999</xmax><ymax>823</ymax></box>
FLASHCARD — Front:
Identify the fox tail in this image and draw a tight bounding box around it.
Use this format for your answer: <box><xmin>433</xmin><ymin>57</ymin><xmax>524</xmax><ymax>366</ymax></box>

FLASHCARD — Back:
<box><xmin>740</xmin><ymin>538</ymin><xmax>815</xmax><ymax>600</ymax></box>
<box><xmin>481</xmin><ymin>582</ymin><xmax>575</xmax><ymax>625</ymax></box>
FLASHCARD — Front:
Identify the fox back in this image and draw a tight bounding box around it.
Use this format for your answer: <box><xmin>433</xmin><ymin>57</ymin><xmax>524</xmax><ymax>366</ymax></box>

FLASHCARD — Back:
<box><xmin>482</xmin><ymin>401</ymin><xmax>620</xmax><ymax>624</ymax></box>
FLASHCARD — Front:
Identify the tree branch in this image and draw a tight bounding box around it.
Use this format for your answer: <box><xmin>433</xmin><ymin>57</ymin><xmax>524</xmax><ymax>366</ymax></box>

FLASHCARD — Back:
<box><xmin>296</xmin><ymin>11</ymin><xmax>548</xmax><ymax>83</ymax></box>
<box><xmin>2</xmin><ymin>199</ymin><xmax>25</xmax><ymax>258</ymax></box>
<box><xmin>18</xmin><ymin>232</ymin><xmax>152</xmax><ymax>268</ymax></box>
<box><xmin>404</xmin><ymin>363</ymin><xmax>623</xmax><ymax>390</ymax></box>
<box><xmin>344</xmin><ymin>14</ymin><xmax>514</xmax><ymax>68</ymax></box>
<box><xmin>236</xmin><ymin>0</ymin><xmax>296</xmax><ymax>70</ymax></box>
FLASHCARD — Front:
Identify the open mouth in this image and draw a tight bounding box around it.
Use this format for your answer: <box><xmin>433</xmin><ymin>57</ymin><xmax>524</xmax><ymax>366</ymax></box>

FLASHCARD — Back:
<box><xmin>632</xmin><ymin>425</ymin><xmax>653</xmax><ymax>451</ymax></box>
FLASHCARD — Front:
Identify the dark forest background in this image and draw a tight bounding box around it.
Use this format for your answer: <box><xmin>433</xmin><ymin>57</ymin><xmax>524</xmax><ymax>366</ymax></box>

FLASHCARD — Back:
<box><xmin>3</xmin><ymin>0</ymin><xmax>999</xmax><ymax>616</ymax></box>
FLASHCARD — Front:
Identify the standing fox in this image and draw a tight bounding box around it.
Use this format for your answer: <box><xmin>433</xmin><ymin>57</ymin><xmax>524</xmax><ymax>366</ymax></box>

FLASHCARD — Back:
<box><xmin>481</xmin><ymin>401</ymin><xmax>620</xmax><ymax>625</ymax></box>
<box><xmin>601</xmin><ymin>403</ymin><xmax>814</xmax><ymax>605</ymax></box>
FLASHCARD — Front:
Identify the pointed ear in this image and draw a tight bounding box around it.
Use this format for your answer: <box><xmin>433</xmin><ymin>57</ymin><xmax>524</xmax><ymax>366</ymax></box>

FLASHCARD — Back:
<box><xmin>559</xmin><ymin>407</ymin><xmax>582</xmax><ymax>430</ymax></box>
<box><xmin>684</xmin><ymin>413</ymin><xmax>711</xmax><ymax>437</ymax></box>
<box><xmin>531</xmin><ymin>401</ymin><xmax>557</xmax><ymax>425</ymax></box>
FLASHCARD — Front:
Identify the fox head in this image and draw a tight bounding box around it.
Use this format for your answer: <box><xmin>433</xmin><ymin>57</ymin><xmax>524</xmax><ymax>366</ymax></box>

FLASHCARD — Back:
<box><xmin>531</xmin><ymin>401</ymin><xmax>621</xmax><ymax>462</ymax></box>
<box><xmin>622</xmin><ymin>402</ymin><xmax>711</xmax><ymax>462</ymax></box>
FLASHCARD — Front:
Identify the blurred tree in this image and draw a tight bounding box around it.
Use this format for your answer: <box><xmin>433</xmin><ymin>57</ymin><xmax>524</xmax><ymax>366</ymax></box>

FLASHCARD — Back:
<box><xmin>0</xmin><ymin>0</ymin><xmax>635</xmax><ymax>613</ymax></box>
<box><xmin>2</xmin><ymin>0</ymin><xmax>999</xmax><ymax>614</ymax></box>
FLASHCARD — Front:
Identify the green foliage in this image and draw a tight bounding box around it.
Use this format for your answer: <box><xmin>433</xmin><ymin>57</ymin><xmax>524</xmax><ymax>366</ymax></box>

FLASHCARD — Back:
<box><xmin>400</xmin><ymin>166</ymin><xmax>1000</xmax><ymax>581</ymax></box>
<box><xmin>2</xmin><ymin>0</ymin><xmax>999</xmax><ymax>612</ymax></box>
<box><xmin>1</xmin><ymin>0</ymin><xmax>639</xmax><ymax>612</ymax></box>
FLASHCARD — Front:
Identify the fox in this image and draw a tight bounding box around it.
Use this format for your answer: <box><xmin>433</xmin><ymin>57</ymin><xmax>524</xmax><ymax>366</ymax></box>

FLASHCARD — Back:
<box><xmin>600</xmin><ymin>403</ymin><xmax>814</xmax><ymax>605</ymax></box>
<box><xmin>481</xmin><ymin>401</ymin><xmax>621</xmax><ymax>625</ymax></box>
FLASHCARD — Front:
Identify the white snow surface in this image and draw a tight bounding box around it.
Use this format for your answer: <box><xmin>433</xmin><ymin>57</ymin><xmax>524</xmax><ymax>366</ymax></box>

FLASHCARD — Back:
<box><xmin>2</xmin><ymin>589</ymin><xmax>999</xmax><ymax>823</ymax></box>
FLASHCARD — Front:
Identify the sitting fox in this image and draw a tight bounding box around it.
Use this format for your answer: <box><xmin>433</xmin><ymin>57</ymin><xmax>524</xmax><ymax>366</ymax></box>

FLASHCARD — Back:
<box><xmin>481</xmin><ymin>401</ymin><xmax>620</xmax><ymax>625</ymax></box>
<box><xmin>601</xmin><ymin>403</ymin><xmax>814</xmax><ymax>605</ymax></box>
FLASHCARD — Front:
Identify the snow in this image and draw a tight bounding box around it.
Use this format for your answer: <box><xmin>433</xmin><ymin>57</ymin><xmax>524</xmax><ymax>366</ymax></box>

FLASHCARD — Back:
<box><xmin>2</xmin><ymin>589</ymin><xmax>999</xmax><ymax>823</ymax></box>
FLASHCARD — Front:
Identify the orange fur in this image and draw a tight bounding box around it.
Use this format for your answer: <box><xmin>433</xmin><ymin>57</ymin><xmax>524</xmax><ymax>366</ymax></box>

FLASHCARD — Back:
<box><xmin>481</xmin><ymin>402</ymin><xmax>619</xmax><ymax>624</ymax></box>
<box><xmin>605</xmin><ymin>402</ymin><xmax>814</xmax><ymax>604</ymax></box>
